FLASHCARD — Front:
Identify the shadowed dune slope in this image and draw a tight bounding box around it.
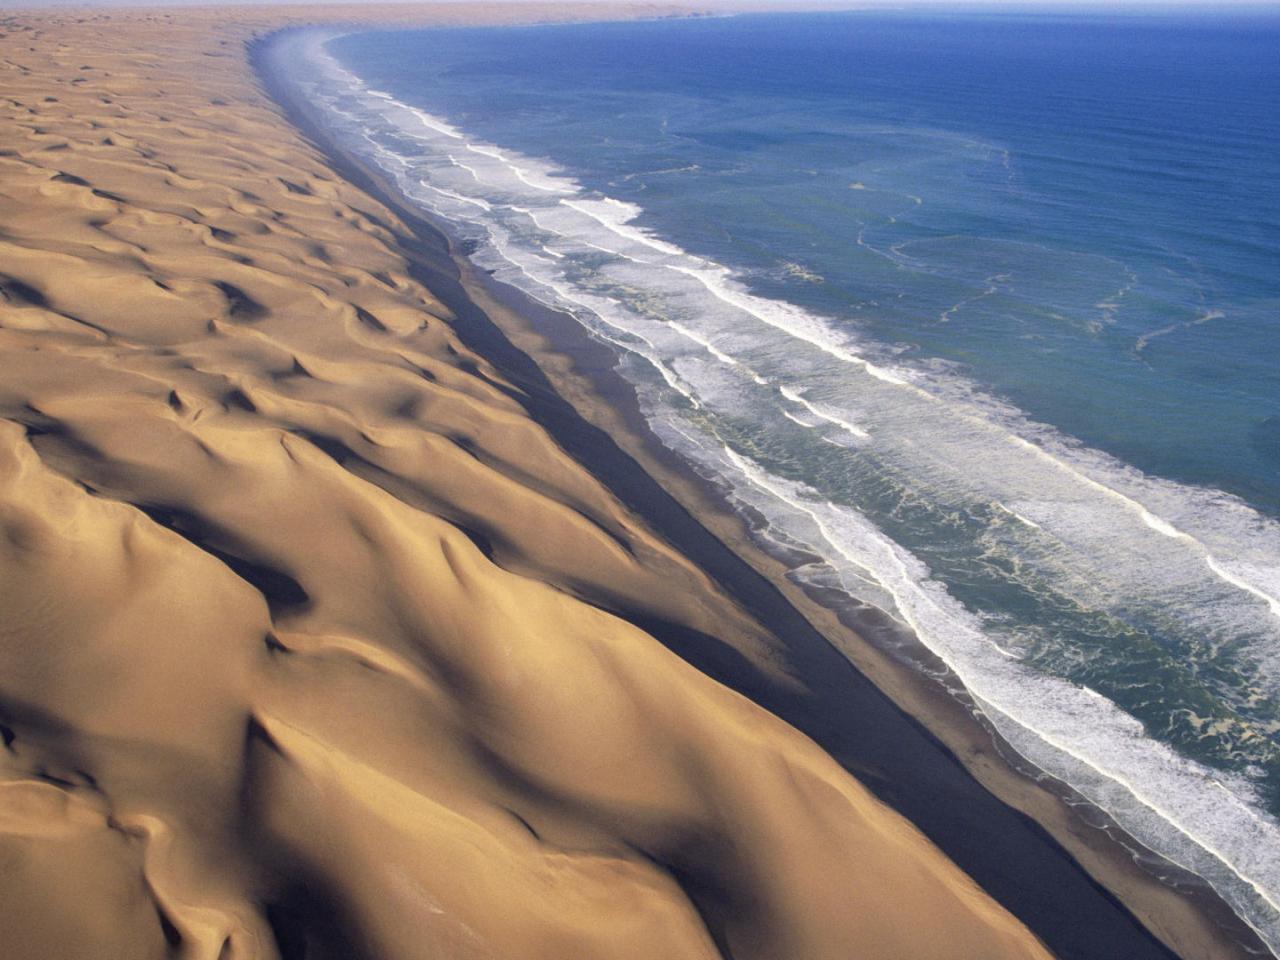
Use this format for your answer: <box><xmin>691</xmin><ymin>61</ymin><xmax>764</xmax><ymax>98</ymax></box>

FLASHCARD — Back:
<box><xmin>0</xmin><ymin>7</ymin><xmax>1053</xmax><ymax>960</ymax></box>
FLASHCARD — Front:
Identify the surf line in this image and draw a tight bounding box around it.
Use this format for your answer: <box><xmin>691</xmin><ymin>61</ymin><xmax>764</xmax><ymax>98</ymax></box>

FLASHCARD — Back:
<box><xmin>719</xmin><ymin>445</ymin><xmax>1280</xmax><ymax>938</ymax></box>
<box><xmin>331</xmin><ymin>39</ymin><xmax>1280</xmax><ymax>626</ymax></box>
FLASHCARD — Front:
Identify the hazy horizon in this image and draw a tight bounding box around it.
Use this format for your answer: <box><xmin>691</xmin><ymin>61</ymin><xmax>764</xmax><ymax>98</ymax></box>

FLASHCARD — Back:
<box><xmin>2</xmin><ymin>0</ymin><xmax>1278</xmax><ymax>11</ymax></box>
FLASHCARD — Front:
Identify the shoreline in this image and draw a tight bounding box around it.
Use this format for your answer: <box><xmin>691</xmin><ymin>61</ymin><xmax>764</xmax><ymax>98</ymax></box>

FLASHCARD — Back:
<box><xmin>254</xmin><ymin>16</ymin><xmax>1270</xmax><ymax>960</ymax></box>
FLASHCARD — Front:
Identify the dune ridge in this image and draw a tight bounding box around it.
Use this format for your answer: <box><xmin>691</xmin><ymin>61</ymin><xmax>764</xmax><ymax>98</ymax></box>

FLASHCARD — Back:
<box><xmin>0</xmin><ymin>5</ymin><xmax>1063</xmax><ymax>959</ymax></box>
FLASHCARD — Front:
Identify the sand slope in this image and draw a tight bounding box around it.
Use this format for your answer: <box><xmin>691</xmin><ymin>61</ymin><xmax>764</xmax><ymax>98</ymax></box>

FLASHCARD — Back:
<box><xmin>0</xmin><ymin>6</ymin><xmax>1052</xmax><ymax>959</ymax></box>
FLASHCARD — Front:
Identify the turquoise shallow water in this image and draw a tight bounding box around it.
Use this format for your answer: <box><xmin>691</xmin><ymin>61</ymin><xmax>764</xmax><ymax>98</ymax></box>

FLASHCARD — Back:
<box><xmin>301</xmin><ymin>11</ymin><xmax>1280</xmax><ymax>948</ymax></box>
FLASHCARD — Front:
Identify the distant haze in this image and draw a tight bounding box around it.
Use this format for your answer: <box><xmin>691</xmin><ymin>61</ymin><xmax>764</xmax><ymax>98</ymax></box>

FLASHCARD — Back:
<box><xmin>1</xmin><ymin>0</ymin><xmax>1278</xmax><ymax>9</ymax></box>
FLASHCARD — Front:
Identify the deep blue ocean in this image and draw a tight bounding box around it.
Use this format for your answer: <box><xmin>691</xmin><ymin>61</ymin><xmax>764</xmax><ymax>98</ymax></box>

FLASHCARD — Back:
<box><xmin>295</xmin><ymin>10</ymin><xmax>1280</xmax><ymax>948</ymax></box>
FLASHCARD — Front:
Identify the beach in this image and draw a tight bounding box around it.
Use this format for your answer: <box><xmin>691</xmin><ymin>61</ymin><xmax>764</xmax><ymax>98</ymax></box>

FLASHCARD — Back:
<box><xmin>0</xmin><ymin>4</ymin><xmax>1268</xmax><ymax>959</ymax></box>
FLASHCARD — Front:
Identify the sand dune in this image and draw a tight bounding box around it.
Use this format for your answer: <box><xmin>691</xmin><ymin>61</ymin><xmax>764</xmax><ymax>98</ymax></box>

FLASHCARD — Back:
<box><xmin>0</xmin><ymin>5</ymin><xmax>1061</xmax><ymax>959</ymax></box>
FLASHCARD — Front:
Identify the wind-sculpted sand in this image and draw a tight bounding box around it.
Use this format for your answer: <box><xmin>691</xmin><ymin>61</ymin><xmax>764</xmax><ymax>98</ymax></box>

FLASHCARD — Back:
<box><xmin>0</xmin><ymin>5</ymin><xmax>1062</xmax><ymax>959</ymax></box>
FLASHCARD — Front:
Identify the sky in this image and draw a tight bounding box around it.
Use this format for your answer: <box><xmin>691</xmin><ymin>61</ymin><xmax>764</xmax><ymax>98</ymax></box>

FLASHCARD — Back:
<box><xmin>1</xmin><ymin>0</ymin><xmax>1277</xmax><ymax>17</ymax></box>
<box><xmin>1</xmin><ymin>0</ymin><xmax>1277</xmax><ymax>7</ymax></box>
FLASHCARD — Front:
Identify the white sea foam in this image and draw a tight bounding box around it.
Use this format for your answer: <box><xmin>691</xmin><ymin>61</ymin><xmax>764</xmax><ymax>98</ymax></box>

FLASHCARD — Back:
<box><xmin>366</xmin><ymin>88</ymin><xmax>467</xmax><ymax>139</ymax></box>
<box><xmin>716</xmin><ymin>444</ymin><xmax>1280</xmax><ymax>946</ymax></box>
<box><xmin>665</xmin><ymin>318</ymin><xmax>743</xmax><ymax>369</ymax></box>
<box><xmin>466</xmin><ymin>143</ymin><xmax>572</xmax><ymax>193</ymax></box>
<box><xmin>418</xmin><ymin>181</ymin><xmax>492</xmax><ymax>211</ymax></box>
<box><xmin>996</xmin><ymin>501</ymin><xmax>1044</xmax><ymax>530</ymax></box>
<box><xmin>1208</xmin><ymin>558</ymin><xmax>1280</xmax><ymax>620</ymax></box>
<box><xmin>779</xmin><ymin>385</ymin><xmax>870</xmax><ymax>439</ymax></box>
<box><xmin>560</xmin><ymin>198</ymin><xmax>687</xmax><ymax>258</ymax></box>
<box><xmin>668</xmin><ymin>263</ymin><xmax>914</xmax><ymax>387</ymax></box>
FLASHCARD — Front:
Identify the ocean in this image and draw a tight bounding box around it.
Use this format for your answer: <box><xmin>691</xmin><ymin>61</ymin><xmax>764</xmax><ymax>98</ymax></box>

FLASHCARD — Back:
<box><xmin>294</xmin><ymin>9</ymin><xmax>1280</xmax><ymax>949</ymax></box>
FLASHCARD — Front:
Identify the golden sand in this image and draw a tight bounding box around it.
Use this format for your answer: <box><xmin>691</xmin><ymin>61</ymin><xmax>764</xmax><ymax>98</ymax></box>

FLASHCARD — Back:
<box><xmin>0</xmin><ymin>4</ymin><xmax>1240</xmax><ymax>959</ymax></box>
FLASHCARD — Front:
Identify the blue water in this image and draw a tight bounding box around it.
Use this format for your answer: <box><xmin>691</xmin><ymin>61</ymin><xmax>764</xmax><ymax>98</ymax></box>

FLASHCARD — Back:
<box><xmin>296</xmin><ymin>10</ymin><xmax>1280</xmax><ymax>949</ymax></box>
